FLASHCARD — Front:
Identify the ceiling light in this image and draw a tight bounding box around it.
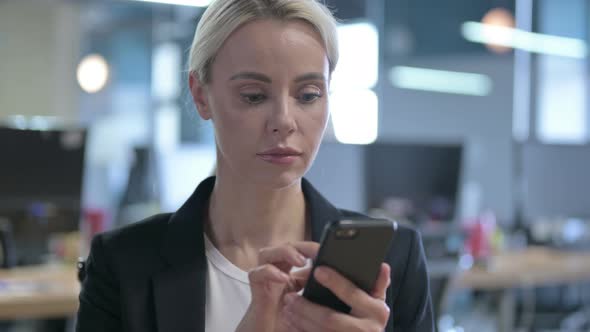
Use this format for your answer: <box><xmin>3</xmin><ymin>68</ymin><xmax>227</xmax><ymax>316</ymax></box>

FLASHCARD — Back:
<box><xmin>390</xmin><ymin>66</ymin><xmax>492</xmax><ymax>96</ymax></box>
<box><xmin>462</xmin><ymin>21</ymin><xmax>587</xmax><ymax>58</ymax></box>
<box><xmin>481</xmin><ymin>8</ymin><xmax>515</xmax><ymax>54</ymax></box>
<box><xmin>77</xmin><ymin>54</ymin><xmax>109</xmax><ymax>94</ymax></box>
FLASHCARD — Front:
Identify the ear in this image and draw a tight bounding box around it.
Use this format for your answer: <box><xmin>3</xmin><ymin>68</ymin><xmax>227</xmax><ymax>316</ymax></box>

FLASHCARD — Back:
<box><xmin>189</xmin><ymin>72</ymin><xmax>212</xmax><ymax>120</ymax></box>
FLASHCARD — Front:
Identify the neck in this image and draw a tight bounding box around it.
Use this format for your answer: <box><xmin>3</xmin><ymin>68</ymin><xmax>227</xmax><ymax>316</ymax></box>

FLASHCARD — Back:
<box><xmin>205</xmin><ymin>168</ymin><xmax>309</xmax><ymax>258</ymax></box>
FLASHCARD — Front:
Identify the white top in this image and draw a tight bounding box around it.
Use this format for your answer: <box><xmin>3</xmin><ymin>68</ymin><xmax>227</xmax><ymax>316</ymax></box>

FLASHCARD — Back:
<box><xmin>204</xmin><ymin>234</ymin><xmax>310</xmax><ymax>332</ymax></box>
<box><xmin>204</xmin><ymin>234</ymin><xmax>251</xmax><ymax>332</ymax></box>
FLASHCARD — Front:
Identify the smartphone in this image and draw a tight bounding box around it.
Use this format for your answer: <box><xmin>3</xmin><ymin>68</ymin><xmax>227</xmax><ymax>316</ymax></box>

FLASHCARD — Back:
<box><xmin>302</xmin><ymin>218</ymin><xmax>397</xmax><ymax>313</ymax></box>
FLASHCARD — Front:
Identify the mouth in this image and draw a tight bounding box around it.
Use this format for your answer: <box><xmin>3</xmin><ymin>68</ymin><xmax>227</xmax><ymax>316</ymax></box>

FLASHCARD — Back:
<box><xmin>257</xmin><ymin>147</ymin><xmax>303</xmax><ymax>165</ymax></box>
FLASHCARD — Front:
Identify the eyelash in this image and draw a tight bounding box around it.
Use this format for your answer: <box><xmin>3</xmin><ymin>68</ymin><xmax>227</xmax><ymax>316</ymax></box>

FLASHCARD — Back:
<box><xmin>240</xmin><ymin>93</ymin><xmax>267</xmax><ymax>105</ymax></box>
<box><xmin>299</xmin><ymin>92</ymin><xmax>323</xmax><ymax>103</ymax></box>
<box><xmin>240</xmin><ymin>92</ymin><xmax>323</xmax><ymax>105</ymax></box>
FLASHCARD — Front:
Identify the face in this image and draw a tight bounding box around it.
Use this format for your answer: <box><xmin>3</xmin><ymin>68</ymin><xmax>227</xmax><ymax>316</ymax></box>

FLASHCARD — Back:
<box><xmin>190</xmin><ymin>19</ymin><xmax>330</xmax><ymax>189</ymax></box>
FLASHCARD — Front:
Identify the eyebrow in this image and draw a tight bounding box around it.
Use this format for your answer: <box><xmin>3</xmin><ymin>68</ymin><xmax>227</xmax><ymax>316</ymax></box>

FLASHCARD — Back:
<box><xmin>230</xmin><ymin>72</ymin><xmax>271</xmax><ymax>83</ymax></box>
<box><xmin>294</xmin><ymin>72</ymin><xmax>326</xmax><ymax>83</ymax></box>
<box><xmin>229</xmin><ymin>72</ymin><xmax>326</xmax><ymax>83</ymax></box>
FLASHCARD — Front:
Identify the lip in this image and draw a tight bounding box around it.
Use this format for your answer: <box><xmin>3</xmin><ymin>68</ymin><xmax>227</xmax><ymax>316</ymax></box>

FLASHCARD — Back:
<box><xmin>257</xmin><ymin>147</ymin><xmax>303</xmax><ymax>165</ymax></box>
<box><xmin>258</xmin><ymin>147</ymin><xmax>303</xmax><ymax>156</ymax></box>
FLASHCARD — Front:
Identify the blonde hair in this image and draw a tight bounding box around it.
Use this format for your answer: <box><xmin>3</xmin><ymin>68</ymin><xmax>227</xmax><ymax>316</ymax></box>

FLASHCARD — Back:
<box><xmin>188</xmin><ymin>0</ymin><xmax>339</xmax><ymax>84</ymax></box>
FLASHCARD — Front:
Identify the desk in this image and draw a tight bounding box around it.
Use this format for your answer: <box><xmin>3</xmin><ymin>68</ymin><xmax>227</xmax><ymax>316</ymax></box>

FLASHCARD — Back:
<box><xmin>447</xmin><ymin>247</ymin><xmax>590</xmax><ymax>332</ymax></box>
<box><xmin>0</xmin><ymin>264</ymin><xmax>79</xmax><ymax>320</ymax></box>
<box><xmin>456</xmin><ymin>246</ymin><xmax>590</xmax><ymax>290</ymax></box>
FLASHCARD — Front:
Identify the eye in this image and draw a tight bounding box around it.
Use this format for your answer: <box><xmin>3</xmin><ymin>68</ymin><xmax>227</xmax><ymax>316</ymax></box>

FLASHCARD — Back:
<box><xmin>298</xmin><ymin>92</ymin><xmax>322</xmax><ymax>104</ymax></box>
<box><xmin>240</xmin><ymin>93</ymin><xmax>266</xmax><ymax>105</ymax></box>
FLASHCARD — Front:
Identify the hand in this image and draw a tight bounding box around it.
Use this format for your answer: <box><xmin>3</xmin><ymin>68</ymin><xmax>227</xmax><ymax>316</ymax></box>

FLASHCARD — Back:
<box><xmin>281</xmin><ymin>263</ymin><xmax>391</xmax><ymax>332</ymax></box>
<box><xmin>235</xmin><ymin>242</ymin><xmax>319</xmax><ymax>332</ymax></box>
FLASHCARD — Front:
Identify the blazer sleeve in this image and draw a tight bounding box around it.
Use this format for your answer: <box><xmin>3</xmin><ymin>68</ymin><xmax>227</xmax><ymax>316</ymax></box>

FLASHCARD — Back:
<box><xmin>392</xmin><ymin>229</ymin><xmax>435</xmax><ymax>331</ymax></box>
<box><xmin>76</xmin><ymin>234</ymin><xmax>122</xmax><ymax>332</ymax></box>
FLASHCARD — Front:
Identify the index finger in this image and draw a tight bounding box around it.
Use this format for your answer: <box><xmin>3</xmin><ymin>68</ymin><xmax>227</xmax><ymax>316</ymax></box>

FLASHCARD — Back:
<box><xmin>288</xmin><ymin>266</ymin><xmax>312</xmax><ymax>292</ymax></box>
<box><xmin>257</xmin><ymin>242</ymin><xmax>319</xmax><ymax>273</ymax></box>
<box><xmin>289</xmin><ymin>241</ymin><xmax>320</xmax><ymax>260</ymax></box>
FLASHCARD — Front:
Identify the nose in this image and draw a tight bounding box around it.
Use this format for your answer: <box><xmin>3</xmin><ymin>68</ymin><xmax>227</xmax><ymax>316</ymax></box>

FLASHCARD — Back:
<box><xmin>267</xmin><ymin>96</ymin><xmax>297</xmax><ymax>137</ymax></box>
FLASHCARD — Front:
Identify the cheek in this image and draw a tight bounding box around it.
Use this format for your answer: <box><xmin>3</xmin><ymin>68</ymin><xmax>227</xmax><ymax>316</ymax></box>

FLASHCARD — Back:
<box><xmin>210</xmin><ymin>102</ymin><xmax>263</xmax><ymax>154</ymax></box>
<box><xmin>301</xmin><ymin>104</ymin><xmax>329</xmax><ymax>140</ymax></box>
<box><xmin>299</xmin><ymin>109</ymin><xmax>327</xmax><ymax>168</ymax></box>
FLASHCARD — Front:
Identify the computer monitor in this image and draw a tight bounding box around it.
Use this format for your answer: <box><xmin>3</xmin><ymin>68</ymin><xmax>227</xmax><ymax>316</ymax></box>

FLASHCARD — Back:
<box><xmin>0</xmin><ymin>127</ymin><xmax>86</xmax><ymax>264</ymax></box>
<box><xmin>365</xmin><ymin>142</ymin><xmax>463</xmax><ymax>224</ymax></box>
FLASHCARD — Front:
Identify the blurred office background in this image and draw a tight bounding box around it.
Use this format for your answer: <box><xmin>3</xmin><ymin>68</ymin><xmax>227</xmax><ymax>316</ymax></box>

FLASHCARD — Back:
<box><xmin>1</xmin><ymin>0</ymin><xmax>590</xmax><ymax>331</ymax></box>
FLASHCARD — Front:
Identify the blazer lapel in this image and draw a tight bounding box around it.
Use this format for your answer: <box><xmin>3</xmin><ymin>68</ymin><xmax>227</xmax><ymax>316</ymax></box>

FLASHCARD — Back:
<box><xmin>301</xmin><ymin>178</ymin><xmax>342</xmax><ymax>242</ymax></box>
<box><xmin>152</xmin><ymin>177</ymin><xmax>215</xmax><ymax>332</ymax></box>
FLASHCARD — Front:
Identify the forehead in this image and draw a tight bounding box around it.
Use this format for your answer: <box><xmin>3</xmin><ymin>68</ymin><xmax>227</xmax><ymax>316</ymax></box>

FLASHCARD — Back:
<box><xmin>211</xmin><ymin>19</ymin><xmax>329</xmax><ymax>79</ymax></box>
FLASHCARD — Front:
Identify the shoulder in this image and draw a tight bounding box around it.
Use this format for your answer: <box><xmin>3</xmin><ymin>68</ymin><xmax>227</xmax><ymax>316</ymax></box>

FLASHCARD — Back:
<box><xmin>99</xmin><ymin>213</ymin><xmax>171</xmax><ymax>251</ymax></box>
<box><xmin>90</xmin><ymin>213</ymin><xmax>173</xmax><ymax>274</ymax></box>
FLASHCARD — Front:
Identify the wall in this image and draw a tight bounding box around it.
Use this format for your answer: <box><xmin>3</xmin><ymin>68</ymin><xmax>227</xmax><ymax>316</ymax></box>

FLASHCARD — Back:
<box><xmin>0</xmin><ymin>0</ymin><xmax>80</xmax><ymax>122</ymax></box>
<box><xmin>523</xmin><ymin>143</ymin><xmax>590</xmax><ymax>219</ymax></box>
<box><xmin>306</xmin><ymin>142</ymin><xmax>366</xmax><ymax>213</ymax></box>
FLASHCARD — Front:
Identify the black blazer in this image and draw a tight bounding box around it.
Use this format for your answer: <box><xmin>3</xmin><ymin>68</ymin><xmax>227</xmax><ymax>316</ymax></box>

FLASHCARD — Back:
<box><xmin>76</xmin><ymin>177</ymin><xmax>434</xmax><ymax>331</ymax></box>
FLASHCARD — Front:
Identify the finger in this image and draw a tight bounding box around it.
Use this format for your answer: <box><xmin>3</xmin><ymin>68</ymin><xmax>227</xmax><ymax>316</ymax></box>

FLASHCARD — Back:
<box><xmin>283</xmin><ymin>292</ymin><xmax>361</xmax><ymax>332</ymax></box>
<box><xmin>288</xmin><ymin>266</ymin><xmax>312</xmax><ymax>292</ymax></box>
<box><xmin>289</xmin><ymin>242</ymin><xmax>320</xmax><ymax>260</ymax></box>
<box><xmin>259</xmin><ymin>241</ymin><xmax>319</xmax><ymax>268</ymax></box>
<box><xmin>284</xmin><ymin>268</ymin><xmax>312</xmax><ymax>294</ymax></box>
<box><xmin>371</xmin><ymin>263</ymin><xmax>391</xmax><ymax>301</ymax></box>
<box><xmin>283</xmin><ymin>306</ymin><xmax>323</xmax><ymax>332</ymax></box>
<box><xmin>283</xmin><ymin>309</ymin><xmax>324</xmax><ymax>332</ymax></box>
<box><xmin>259</xmin><ymin>246</ymin><xmax>307</xmax><ymax>270</ymax></box>
<box><xmin>248</xmin><ymin>263</ymin><xmax>290</xmax><ymax>285</ymax></box>
<box><xmin>314</xmin><ymin>266</ymin><xmax>387</xmax><ymax>320</ymax></box>
<box><xmin>279</xmin><ymin>313</ymin><xmax>305</xmax><ymax>332</ymax></box>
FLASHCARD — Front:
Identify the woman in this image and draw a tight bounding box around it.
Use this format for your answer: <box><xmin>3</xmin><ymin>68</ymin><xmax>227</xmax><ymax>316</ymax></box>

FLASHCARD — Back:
<box><xmin>76</xmin><ymin>0</ymin><xmax>434</xmax><ymax>331</ymax></box>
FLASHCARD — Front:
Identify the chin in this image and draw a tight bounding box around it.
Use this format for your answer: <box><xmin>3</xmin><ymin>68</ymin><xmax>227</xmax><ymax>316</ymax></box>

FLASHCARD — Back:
<box><xmin>252</xmin><ymin>168</ymin><xmax>304</xmax><ymax>190</ymax></box>
<box><xmin>218</xmin><ymin>156</ymin><xmax>308</xmax><ymax>190</ymax></box>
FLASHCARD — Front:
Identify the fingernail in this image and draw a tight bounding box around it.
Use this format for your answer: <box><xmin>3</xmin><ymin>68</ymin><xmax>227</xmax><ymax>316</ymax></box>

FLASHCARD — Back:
<box><xmin>314</xmin><ymin>267</ymin><xmax>328</xmax><ymax>281</ymax></box>
<box><xmin>383</xmin><ymin>302</ymin><xmax>391</xmax><ymax>312</ymax></box>
<box><xmin>298</xmin><ymin>255</ymin><xmax>306</xmax><ymax>264</ymax></box>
